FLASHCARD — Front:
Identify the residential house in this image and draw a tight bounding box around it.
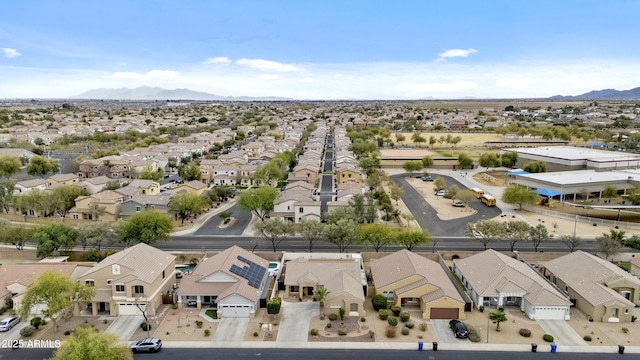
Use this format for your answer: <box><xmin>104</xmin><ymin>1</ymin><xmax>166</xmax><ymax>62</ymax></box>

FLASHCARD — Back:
<box><xmin>77</xmin><ymin>243</ymin><xmax>176</xmax><ymax>316</ymax></box>
<box><xmin>120</xmin><ymin>194</ymin><xmax>172</xmax><ymax>218</ymax></box>
<box><xmin>284</xmin><ymin>256</ymin><xmax>366</xmax><ymax>317</ymax></box>
<box><xmin>453</xmin><ymin>250</ymin><xmax>571</xmax><ymax>320</ymax></box>
<box><xmin>242</xmin><ymin>142</ymin><xmax>266</xmax><ymax>158</ymax></box>
<box><xmin>74</xmin><ymin>175</ymin><xmax>113</xmax><ymax>195</ymax></box>
<box><xmin>212</xmin><ymin>166</ymin><xmax>238</xmax><ymax>186</ymax></box>
<box><xmin>544</xmin><ymin>251</ymin><xmax>640</xmax><ymax>322</ymax></box>
<box><xmin>176</xmin><ymin>246</ymin><xmax>269</xmax><ymax>318</ymax></box>
<box><xmin>291</xmin><ymin>163</ymin><xmax>319</xmax><ymax>186</ymax></box>
<box><xmin>370</xmin><ymin>250</ymin><xmax>466</xmax><ymax>320</ymax></box>
<box><xmin>70</xmin><ymin>190</ymin><xmax>124</xmax><ymax>221</ymax></box>
<box><xmin>175</xmin><ymin>180</ymin><xmax>208</xmax><ymax>197</ymax></box>
<box><xmin>46</xmin><ymin>173</ymin><xmax>80</xmax><ymax>187</ymax></box>
<box><xmin>335</xmin><ymin>163</ymin><xmax>363</xmax><ymax>184</ymax></box>
<box><xmin>13</xmin><ymin>178</ymin><xmax>47</xmax><ymax>194</ymax></box>
<box><xmin>0</xmin><ymin>148</ymin><xmax>36</xmax><ymax>160</ymax></box>
<box><xmin>122</xmin><ymin>179</ymin><xmax>161</xmax><ymax>196</ymax></box>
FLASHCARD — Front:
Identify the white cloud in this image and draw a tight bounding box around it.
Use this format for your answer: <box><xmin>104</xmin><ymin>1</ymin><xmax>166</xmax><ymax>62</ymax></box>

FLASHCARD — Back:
<box><xmin>236</xmin><ymin>58</ymin><xmax>303</xmax><ymax>72</ymax></box>
<box><xmin>109</xmin><ymin>69</ymin><xmax>180</xmax><ymax>81</ymax></box>
<box><xmin>1</xmin><ymin>48</ymin><xmax>22</xmax><ymax>58</ymax></box>
<box><xmin>259</xmin><ymin>74</ymin><xmax>279</xmax><ymax>80</ymax></box>
<box><xmin>437</xmin><ymin>48</ymin><xmax>478</xmax><ymax>61</ymax></box>
<box><xmin>202</xmin><ymin>56</ymin><xmax>232</xmax><ymax>65</ymax></box>
<box><xmin>301</xmin><ymin>77</ymin><xmax>315</xmax><ymax>83</ymax></box>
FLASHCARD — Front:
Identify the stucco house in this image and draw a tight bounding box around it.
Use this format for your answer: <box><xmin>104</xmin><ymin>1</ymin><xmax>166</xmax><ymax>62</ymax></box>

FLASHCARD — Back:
<box><xmin>13</xmin><ymin>178</ymin><xmax>47</xmax><ymax>194</ymax></box>
<box><xmin>284</xmin><ymin>256</ymin><xmax>366</xmax><ymax>317</ymax></box>
<box><xmin>544</xmin><ymin>251</ymin><xmax>640</xmax><ymax>322</ymax></box>
<box><xmin>46</xmin><ymin>173</ymin><xmax>80</xmax><ymax>187</ymax></box>
<box><xmin>174</xmin><ymin>180</ymin><xmax>208</xmax><ymax>196</ymax></box>
<box><xmin>74</xmin><ymin>175</ymin><xmax>113</xmax><ymax>195</ymax></box>
<box><xmin>453</xmin><ymin>250</ymin><xmax>571</xmax><ymax>320</ymax></box>
<box><xmin>76</xmin><ymin>243</ymin><xmax>176</xmax><ymax>316</ymax></box>
<box><xmin>70</xmin><ymin>190</ymin><xmax>124</xmax><ymax>221</ymax></box>
<box><xmin>370</xmin><ymin>250</ymin><xmax>466</xmax><ymax>320</ymax></box>
<box><xmin>176</xmin><ymin>246</ymin><xmax>269</xmax><ymax>318</ymax></box>
<box><xmin>120</xmin><ymin>194</ymin><xmax>172</xmax><ymax>218</ymax></box>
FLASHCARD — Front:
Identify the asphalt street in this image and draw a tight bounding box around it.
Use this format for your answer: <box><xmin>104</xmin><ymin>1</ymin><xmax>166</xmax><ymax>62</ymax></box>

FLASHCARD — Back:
<box><xmin>391</xmin><ymin>173</ymin><xmax>502</xmax><ymax>237</ymax></box>
<box><xmin>193</xmin><ymin>203</ymin><xmax>252</xmax><ymax>236</ymax></box>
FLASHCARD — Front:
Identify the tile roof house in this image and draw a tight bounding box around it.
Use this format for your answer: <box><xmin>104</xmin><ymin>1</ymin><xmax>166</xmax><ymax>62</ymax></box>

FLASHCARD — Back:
<box><xmin>76</xmin><ymin>243</ymin><xmax>176</xmax><ymax>316</ymax></box>
<box><xmin>46</xmin><ymin>173</ymin><xmax>80</xmax><ymax>187</ymax></box>
<box><xmin>544</xmin><ymin>251</ymin><xmax>640</xmax><ymax>322</ymax></box>
<box><xmin>453</xmin><ymin>250</ymin><xmax>571</xmax><ymax>320</ymax></box>
<box><xmin>370</xmin><ymin>250</ymin><xmax>467</xmax><ymax>320</ymax></box>
<box><xmin>70</xmin><ymin>190</ymin><xmax>125</xmax><ymax>221</ymax></box>
<box><xmin>120</xmin><ymin>194</ymin><xmax>172</xmax><ymax>218</ymax></box>
<box><xmin>283</xmin><ymin>256</ymin><xmax>366</xmax><ymax>317</ymax></box>
<box><xmin>174</xmin><ymin>180</ymin><xmax>208</xmax><ymax>196</ymax></box>
<box><xmin>13</xmin><ymin>178</ymin><xmax>47</xmax><ymax>194</ymax></box>
<box><xmin>176</xmin><ymin>246</ymin><xmax>269</xmax><ymax>318</ymax></box>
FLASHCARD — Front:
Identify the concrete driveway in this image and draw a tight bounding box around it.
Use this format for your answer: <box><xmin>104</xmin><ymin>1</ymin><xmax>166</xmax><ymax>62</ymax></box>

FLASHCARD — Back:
<box><xmin>431</xmin><ymin>319</ymin><xmax>469</xmax><ymax>343</ymax></box>
<box><xmin>0</xmin><ymin>320</ymin><xmax>28</xmax><ymax>342</ymax></box>
<box><xmin>276</xmin><ymin>301</ymin><xmax>318</xmax><ymax>342</ymax></box>
<box><xmin>537</xmin><ymin>319</ymin><xmax>586</xmax><ymax>348</ymax></box>
<box><xmin>106</xmin><ymin>315</ymin><xmax>144</xmax><ymax>342</ymax></box>
<box><xmin>212</xmin><ymin>318</ymin><xmax>249</xmax><ymax>345</ymax></box>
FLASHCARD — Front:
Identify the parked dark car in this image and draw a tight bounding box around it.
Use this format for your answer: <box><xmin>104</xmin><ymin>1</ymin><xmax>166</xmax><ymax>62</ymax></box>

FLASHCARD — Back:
<box><xmin>422</xmin><ymin>176</ymin><xmax>434</xmax><ymax>182</ymax></box>
<box><xmin>449</xmin><ymin>320</ymin><xmax>469</xmax><ymax>338</ymax></box>
<box><xmin>130</xmin><ymin>338</ymin><xmax>162</xmax><ymax>352</ymax></box>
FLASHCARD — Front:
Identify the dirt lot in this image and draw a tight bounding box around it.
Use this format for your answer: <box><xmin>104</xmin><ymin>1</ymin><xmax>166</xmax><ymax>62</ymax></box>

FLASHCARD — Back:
<box><xmin>394</xmin><ymin>132</ymin><xmax>502</xmax><ymax>147</ymax></box>
<box><xmin>406</xmin><ymin>177</ymin><xmax>476</xmax><ymax>221</ymax></box>
<box><xmin>379</xmin><ymin>149</ymin><xmax>436</xmax><ymax>158</ymax></box>
<box><xmin>34</xmin><ymin>315</ymin><xmax>113</xmax><ymax>342</ymax></box>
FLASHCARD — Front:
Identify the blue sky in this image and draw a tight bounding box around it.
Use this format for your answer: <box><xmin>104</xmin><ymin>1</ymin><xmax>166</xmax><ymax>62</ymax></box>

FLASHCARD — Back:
<box><xmin>1</xmin><ymin>0</ymin><xmax>640</xmax><ymax>99</ymax></box>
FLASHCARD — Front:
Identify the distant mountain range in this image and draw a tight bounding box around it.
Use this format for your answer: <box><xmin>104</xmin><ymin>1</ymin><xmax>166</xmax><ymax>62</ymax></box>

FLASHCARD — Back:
<box><xmin>551</xmin><ymin>87</ymin><xmax>640</xmax><ymax>100</ymax></box>
<box><xmin>72</xmin><ymin>86</ymin><xmax>292</xmax><ymax>101</ymax></box>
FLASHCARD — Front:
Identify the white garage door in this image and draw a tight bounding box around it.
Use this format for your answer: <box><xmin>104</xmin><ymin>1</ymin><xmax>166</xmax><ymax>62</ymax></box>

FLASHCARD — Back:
<box><xmin>221</xmin><ymin>305</ymin><xmax>251</xmax><ymax>318</ymax></box>
<box><xmin>535</xmin><ymin>306</ymin><xmax>566</xmax><ymax>320</ymax></box>
<box><xmin>119</xmin><ymin>303</ymin><xmax>143</xmax><ymax>315</ymax></box>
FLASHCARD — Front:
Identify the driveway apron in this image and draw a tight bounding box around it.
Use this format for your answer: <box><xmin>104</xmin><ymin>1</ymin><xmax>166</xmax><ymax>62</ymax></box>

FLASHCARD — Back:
<box><xmin>106</xmin><ymin>315</ymin><xmax>145</xmax><ymax>342</ymax></box>
<box><xmin>212</xmin><ymin>317</ymin><xmax>249</xmax><ymax>344</ymax></box>
<box><xmin>537</xmin><ymin>319</ymin><xmax>586</xmax><ymax>348</ymax></box>
<box><xmin>276</xmin><ymin>301</ymin><xmax>318</xmax><ymax>342</ymax></box>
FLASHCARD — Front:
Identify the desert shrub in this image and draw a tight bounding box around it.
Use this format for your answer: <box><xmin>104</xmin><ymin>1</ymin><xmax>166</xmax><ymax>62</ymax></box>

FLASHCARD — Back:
<box><xmin>385</xmin><ymin>325</ymin><xmax>397</xmax><ymax>338</ymax></box>
<box><xmin>378</xmin><ymin>309</ymin><xmax>389</xmax><ymax>320</ymax></box>
<box><xmin>253</xmin><ymin>331</ymin><xmax>259</xmax><ymax>337</ymax></box>
<box><xmin>327</xmin><ymin>322</ymin><xmax>332</xmax><ymax>328</ymax></box>
<box><xmin>417</xmin><ymin>335</ymin><xmax>423</xmax><ymax>339</ymax></box>
<box><xmin>401</xmin><ymin>327</ymin><xmax>410</xmax><ymax>335</ymax></box>
<box><xmin>64</xmin><ymin>330</ymin><xmax>72</xmax><ymax>335</ymax></box>
<box><xmin>339</xmin><ymin>307</ymin><xmax>345</xmax><ymax>320</ymax></box>
<box><xmin>360</xmin><ymin>317</ymin><xmax>366</xmax><ymax>322</ymax></box>
<box><xmin>310</xmin><ymin>328</ymin><xmax>319</xmax><ymax>336</ymax></box>
<box><xmin>20</xmin><ymin>325</ymin><xmax>36</xmax><ymax>337</ymax></box>
<box><xmin>328</xmin><ymin>313</ymin><xmax>338</xmax><ymax>321</ymax></box>
<box><xmin>371</xmin><ymin>294</ymin><xmax>387</xmax><ymax>311</ymax></box>
<box><xmin>390</xmin><ymin>305</ymin><xmax>401</xmax><ymax>316</ymax></box>
<box><xmin>140</xmin><ymin>322</ymin><xmax>151</xmax><ymax>331</ymax></box>
<box><xmin>204</xmin><ymin>329</ymin><xmax>211</xmax><ymax>336</ymax></box>
<box><xmin>30</xmin><ymin>317</ymin><xmax>42</xmax><ymax>329</ymax></box>
<box><xmin>519</xmin><ymin>328</ymin><xmax>531</xmax><ymax>337</ymax></box>
<box><xmin>195</xmin><ymin>320</ymin><xmax>203</xmax><ymax>328</ymax></box>
<box><xmin>467</xmin><ymin>325</ymin><xmax>481</xmax><ymax>343</ymax></box>
<box><xmin>369</xmin><ymin>330</ymin><xmax>375</xmax><ymax>339</ymax></box>
<box><xmin>543</xmin><ymin>334</ymin><xmax>554</xmax><ymax>342</ymax></box>
<box><xmin>478</xmin><ymin>305</ymin><xmax>485</xmax><ymax>312</ymax></box>
<box><xmin>583</xmin><ymin>335</ymin><xmax>592</xmax><ymax>341</ymax></box>
<box><xmin>622</xmin><ymin>327</ymin><xmax>629</xmax><ymax>333</ymax></box>
<box><xmin>387</xmin><ymin>316</ymin><xmax>398</xmax><ymax>326</ymax></box>
<box><xmin>405</xmin><ymin>322</ymin><xmax>414</xmax><ymax>329</ymax></box>
<box><xmin>420</xmin><ymin>322</ymin><xmax>427</xmax><ymax>331</ymax></box>
<box><xmin>400</xmin><ymin>311</ymin><xmax>410</xmax><ymax>322</ymax></box>
<box><xmin>338</xmin><ymin>330</ymin><xmax>347</xmax><ymax>336</ymax></box>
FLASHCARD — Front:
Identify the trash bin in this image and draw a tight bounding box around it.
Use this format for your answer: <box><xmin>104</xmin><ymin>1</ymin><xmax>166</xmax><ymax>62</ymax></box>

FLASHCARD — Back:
<box><xmin>418</xmin><ymin>342</ymin><xmax>423</xmax><ymax>351</ymax></box>
<box><xmin>531</xmin><ymin>343</ymin><xmax>537</xmax><ymax>353</ymax></box>
<box><xmin>432</xmin><ymin>342</ymin><xmax>438</xmax><ymax>351</ymax></box>
<box><xmin>550</xmin><ymin>343</ymin><xmax>557</xmax><ymax>353</ymax></box>
<box><xmin>618</xmin><ymin>345</ymin><xmax>625</xmax><ymax>354</ymax></box>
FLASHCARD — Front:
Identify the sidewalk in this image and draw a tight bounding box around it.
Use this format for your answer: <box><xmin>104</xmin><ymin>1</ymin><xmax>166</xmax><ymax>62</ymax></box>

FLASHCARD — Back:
<box><xmin>171</xmin><ymin>199</ymin><xmax>238</xmax><ymax>236</ymax></box>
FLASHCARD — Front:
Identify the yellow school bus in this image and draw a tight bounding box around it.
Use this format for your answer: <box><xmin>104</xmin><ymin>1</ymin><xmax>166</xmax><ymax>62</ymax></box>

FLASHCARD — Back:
<box><xmin>471</xmin><ymin>187</ymin><xmax>485</xmax><ymax>198</ymax></box>
<box><xmin>481</xmin><ymin>194</ymin><xmax>496</xmax><ymax>207</ymax></box>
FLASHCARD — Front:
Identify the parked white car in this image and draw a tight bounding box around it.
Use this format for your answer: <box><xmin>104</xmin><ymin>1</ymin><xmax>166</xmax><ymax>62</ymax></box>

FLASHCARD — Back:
<box><xmin>268</xmin><ymin>261</ymin><xmax>281</xmax><ymax>277</ymax></box>
<box><xmin>0</xmin><ymin>317</ymin><xmax>19</xmax><ymax>332</ymax></box>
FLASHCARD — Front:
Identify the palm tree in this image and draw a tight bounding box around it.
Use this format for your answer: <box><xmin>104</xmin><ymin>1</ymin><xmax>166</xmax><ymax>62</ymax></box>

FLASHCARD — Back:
<box><xmin>313</xmin><ymin>286</ymin><xmax>330</xmax><ymax>317</ymax></box>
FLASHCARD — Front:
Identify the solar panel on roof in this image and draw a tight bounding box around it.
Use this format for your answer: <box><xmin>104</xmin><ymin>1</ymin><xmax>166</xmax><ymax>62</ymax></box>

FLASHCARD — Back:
<box><xmin>229</xmin><ymin>255</ymin><xmax>266</xmax><ymax>289</ymax></box>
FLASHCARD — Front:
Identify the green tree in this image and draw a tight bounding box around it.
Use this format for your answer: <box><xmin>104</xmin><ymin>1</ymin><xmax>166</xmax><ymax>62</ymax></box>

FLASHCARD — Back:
<box><xmin>395</xmin><ymin>228</ymin><xmax>430</xmax><ymax>250</ymax></box>
<box><xmin>596</xmin><ymin>230</ymin><xmax>624</xmax><ymax>260</ymax></box>
<box><xmin>529</xmin><ymin>224</ymin><xmax>552</xmax><ymax>252</ymax></box>
<box><xmin>505</xmin><ymin>220</ymin><xmax>531</xmax><ymax>252</ymax></box>
<box><xmin>602</xmin><ymin>184</ymin><xmax>618</xmax><ymax>201</ymax></box>
<box><xmin>178</xmin><ymin>162</ymin><xmax>201</xmax><ymax>181</ymax></box>
<box><xmin>422</xmin><ymin>156</ymin><xmax>434</xmax><ymax>168</ymax></box>
<box><xmin>402</xmin><ymin>160</ymin><xmax>423</xmax><ymax>173</ymax></box>
<box><xmin>465</xmin><ymin>220</ymin><xmax>506</xmax><ymax>250</ymax></box>
<box><xmin>20</xmin><ymin>271</ymin><xmax>95</xmax><ymax>332</ymax></box>
<box><xmin>51</xmin><ymin>326</ymin><xmax>132</xmax><ymax>360</ymax></box>
<box><xmin>457</xmin><ymin>153</ymin><xmax>473</xmax><ymax>169</ymax></box>
<box><xmin>1</xmin><ymin>224</ymin><xmax>34</xmax><ymax>250</ymax></box>
<box><xmin>0</xmin><ymin>155</ymin><xmax>22</xmax><ymax>178</ymax></box>
<box><xmin>299</xmin><ymin>218</ymin><xmax>325</xmax><ymax>252</ymax></box>
<box><xmin>479</xmin><ymin>153</ymin><xmax>501</xmax><ymax>170</ymax></box>
<box><xmin>395</xmin><ymin>134</ymin><xmax>406</xmax><ymax>144</ymax></box>
<box><xmin>0</xmin><ymin>181</ymin><xmax>14</xmax><ymax>213</ymax></box>
<box><xmin>500</xmin><ymin>152</ymin><xmax>518</xmax><ymax>168</ymax></box>
<box><xmin>429</xmin><ymin>135</ymin><xmax>437</xmax><ymax>148</ymax></box>
<box><xmin>32</xmin><ymin>222</ymin><xmax>78</xmax><ymax>258</ymax></box>
<box><xmin>103</xmin><ymin>180</ymin><xmax>122</xmax><ymax>191</ymax></box>
<box><xmin>357</xmin><ymin>223</ymin><xmax>393</xmax><ymax>252</ymax></box>
<box><xmin>253</xmin><ymin>218</ymin><xmax>295</xmax><ymax>252</ymax></box>
<box><xmin>115</xmin><ymin>211</ymin><xmax>173</xmax><ymax>245</ymax></box>
<box><xmin>26</xmin><ymin>155</ymin><xmax>60</xmax><ymax>177</ymax></box>
<box><xmin>558</xmin><ymin>234</ymin><xmax>582</xmax><ymax>252</ymax></box>
<box><xmin>237</xmin><ymin>186</ymin><xmax>277</xmax><ymax>221</ymax></box>
<box><xmin>254</xmin><ymin>161</ymin><xmax>285</xmax><ymax>186</ymax></box>
<box><xmin>523</xmin><ymin>161</ymin><xmax>547</xmax><ymax>173</ymax></box>
<box><xmin>313</xmin><ymin>286</ymin><xmax>330</xmax><ymax>314</ymax></box>
<box><xmin>434</xmin><ymin>176</ymin><xmax>446</xmax><ymax>191</ymax></box>
<box><xmin>51</xmin><ymin>185</ymin><xmax>85</xmax><ymax>218</ymax></box>
<box><xmin>266</xmin><ymin>297</ymin><xmax>282</xmax><ymax>315</ymax></box>
<box><xmin>388</xmin><ymin>183</ymin><xmax>404</xmax><ymax>207</ymax></box>
<box><xmin>168</xmin><ymin>192</ymin><xmax>209</xmax><ymax>224</ymax></box>
<box><xmin>325</xmin><ymin>207</ymin><xmax>358</xmax><ymax>225</ymax></box>
<box><xmin>324</xmin><ymin>219</ymin><xmax>358</xmax><ymax>253</ymax></box>
<box><xmin>489</xmin><ymin>311</ymin><xmax>508</xmax><ymax>331</ymax></box>
<box><xmin>454</xmin><ymin>189</ymin><xmax>475</xmax><ymax>206</ymax></box>
<box><xmin>411</xmin><ymin>133</ymin><xmax>426</xmax><ymax>147</ymax></box>
<box><xmin>450</xmin><ymin>136</ymin><xmax>462</xmax><ymax>147</ymax></box>
<box><xmin>76</xmin><ymin>221</ymin><xmax>115</xmax><ymax>251</ymax></box>
<box><xmin>501</xmin><ymin>184</ymin><xmax>537</xmax><ymax>210</ymax></box>
<box><xmin>88</xmin><ymin>202</ymin><xmax>107</xmax><ymax>221</ymax></box>
<box><xmin>359</xmin><ymin>154</ymin><xmax>381</xmax><ymax>176</ymax></box>
<box><xmin>138</xmin><ymin>166</ymin><xmax>165</xmax><ymax>182</ymax></box>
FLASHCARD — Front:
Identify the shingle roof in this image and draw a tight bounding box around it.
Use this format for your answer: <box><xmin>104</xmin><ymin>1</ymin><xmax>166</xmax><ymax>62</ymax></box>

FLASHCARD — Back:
<box><xmin>454</xmin><ymin>249</ymin><xmax>570</xmax><ymax>306</ymax></box>
<box><xmin>544</xmin><ymin>250</ymin><xmax>640</xmax><ymax>307</ymax></box>
<box><xmin>370</xmin><ymin>250</ymin><xmax>464</xmax><ymax>305</ymax></box>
